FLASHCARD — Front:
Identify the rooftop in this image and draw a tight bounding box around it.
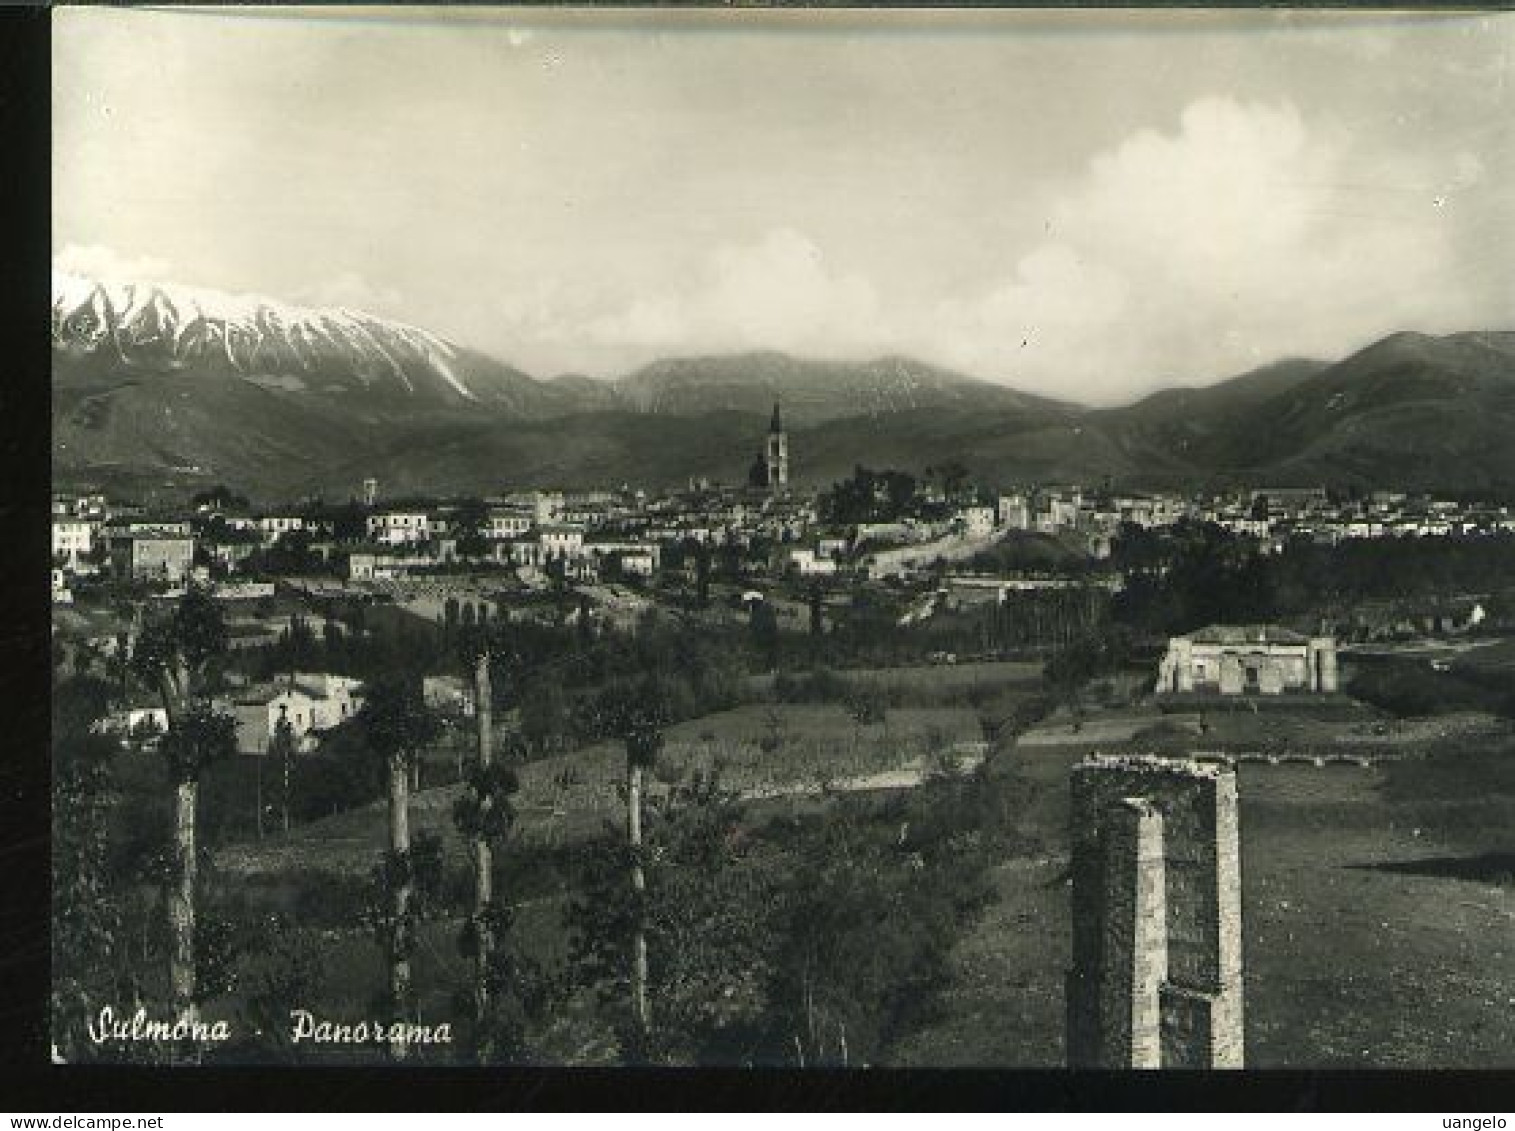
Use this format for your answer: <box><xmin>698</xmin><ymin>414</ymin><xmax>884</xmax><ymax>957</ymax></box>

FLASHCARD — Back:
<box><xmin>1185</xmin><ymin>624</ymin><xmax>1312</xmax><ymax>646</ymax></box>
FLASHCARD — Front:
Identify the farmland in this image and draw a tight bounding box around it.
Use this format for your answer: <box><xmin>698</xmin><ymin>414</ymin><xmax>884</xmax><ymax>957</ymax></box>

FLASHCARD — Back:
<box><xmin>190</xmin><ymin>654</ymin><xmax>1515</xmax><ymax>1067</ymax></box>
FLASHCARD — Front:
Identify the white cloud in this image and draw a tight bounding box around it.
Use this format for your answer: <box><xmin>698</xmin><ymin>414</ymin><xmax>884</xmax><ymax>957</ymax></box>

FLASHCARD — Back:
<box><xmin>926</xmin><ymin>96</ymin><xmax>1485</xmax><ymax>402</ymax></box>
<box><xmin>588</xmin><ymin>228</ymin><xmax>886</xmax><ymax>359</ymax></box>
<box><xmin>53</xmin><ymin>242</ymin><xmax>173</xmax><ymax>281</ymax></box>
<box><xmin>292</xmin><ymin>270</ymin><xmax>405</xmax><ymax>316</ymax></box>
<box><xmin>490</xmin><ymin>99</ymin><xmax>1497</xmax><ymax>401</ymax></box>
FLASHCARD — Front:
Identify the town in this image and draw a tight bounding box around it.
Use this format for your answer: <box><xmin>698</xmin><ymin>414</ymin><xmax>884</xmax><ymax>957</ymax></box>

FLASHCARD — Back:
<box><xmin>50</xmin><ymin>402</ymin><xmax>1515</xmax><ymax>1067</ymax></box>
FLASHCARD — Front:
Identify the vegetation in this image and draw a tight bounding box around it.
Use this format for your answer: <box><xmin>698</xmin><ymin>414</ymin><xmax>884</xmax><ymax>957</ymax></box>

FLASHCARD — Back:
<box><xmin>50</xmin><ymin>491</ymin><xmax>1515</xmax><ymax>1067</ymax></box>
<box><xmin>353</xmin><ymin>674</ymin><xmax>443</xmax><ymax>1058</ymax></box>
<box><xmin>564</xmin><ymin>761</ymin><xmax>1035</xmax><ymax>1064</ymax></box>
<box><xmin>818</xmin><ymin>466</ymin><xmax>921</xmax><ymax>526</ymax></box>
<box><xmin>129</xmin><ymin>586</ymin><xmax>237</xmax><ymax>1058</ymax></box>
<box><xmin>1111</xmin><ymin>520</ymin><xmax>1515</xmax><ymax>638</ymax></box>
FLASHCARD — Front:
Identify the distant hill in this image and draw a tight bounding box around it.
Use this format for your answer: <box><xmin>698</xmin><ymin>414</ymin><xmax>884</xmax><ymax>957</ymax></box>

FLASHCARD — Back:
<box><xmin>613</xmin><ymin>351</ymin><xmax>1072</xmax><ymax>426</ymax></box>
<box><xmin>1091</xmin><ymin>331</ymin><xmax>1515</xmax><ymax>489</ymax></box>
<box><xmin>49</xmin><ymin>270</ymin><xmax>1515</xmax><ymax>500</ymax></box>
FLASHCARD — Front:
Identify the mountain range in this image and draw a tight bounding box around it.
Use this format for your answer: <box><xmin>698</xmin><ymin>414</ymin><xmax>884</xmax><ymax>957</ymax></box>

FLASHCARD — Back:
<box><xmin>51</xmin><ymin>272</ymin><xmax>1515</xmax><ymax>502</ymax></box>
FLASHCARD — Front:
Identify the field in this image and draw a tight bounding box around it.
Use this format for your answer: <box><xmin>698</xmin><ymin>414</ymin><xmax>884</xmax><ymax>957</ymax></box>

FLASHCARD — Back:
<box><xmin>204</xmin><ymin>661</ymin><xmax>1515</xmax><ymax>1066</ymax></box>
<box><xmin>747</xmin><ymin>658</ymin><xmax>1043</xmax><ymax>701</ymax></box>
<box><xmin>219</xmin><ymin>701</ymin><xmax>988</xmax><ymax>875</ymax></box>
<box><xmin>894</xmin><ymin>723</ymin><xmax>1515</xmax><ymax>1068</ymax></box>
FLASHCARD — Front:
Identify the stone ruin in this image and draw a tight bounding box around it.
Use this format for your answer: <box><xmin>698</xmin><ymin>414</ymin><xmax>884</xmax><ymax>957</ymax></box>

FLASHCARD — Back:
<box><xmin>1065</xmin><ymin>754</ymin><xmax>1244</xmax><ymax>1069</ymax></box>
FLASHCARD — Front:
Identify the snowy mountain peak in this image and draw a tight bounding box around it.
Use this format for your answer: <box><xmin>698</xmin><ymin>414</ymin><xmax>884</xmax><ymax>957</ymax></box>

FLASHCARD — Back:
<box><xmin>51</xmin><ymin>270</ymin><xmax>479</xmax><ymax>402</ymax></box>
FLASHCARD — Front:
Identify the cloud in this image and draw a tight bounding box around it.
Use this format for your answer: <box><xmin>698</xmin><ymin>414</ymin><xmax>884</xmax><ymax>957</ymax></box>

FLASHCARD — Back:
<box><xmin>490</xmin><ymin>98</ymin><xmax>1498</xmax><ymax>400</ymax></box>
<box><xmin>53</xmin><ymin>242</ymin><xmax>173</xmax><ymax>281</ymax></box>
<box><xmin>292</xmin><ymin>270</ymin><xmax>405</xmax><ymax>315</ymax></box>
<box><xmin>588</xmin><ymin>228</ymin><xmax>885</xmax><ymax>359</ymax></box>
<box><xmin>928</xmin><ymin>96</ymin><xmax>1488</xmax><ymax>402</ymax></box>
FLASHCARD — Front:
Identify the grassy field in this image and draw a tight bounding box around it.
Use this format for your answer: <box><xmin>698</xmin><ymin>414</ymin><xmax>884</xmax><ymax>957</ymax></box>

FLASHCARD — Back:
<box><xmin>202</xmin><ymin>654</ymin><xmax>1514</xmax><ymax>1067</ymax></box>
<box><xmin>748</xmin><ymin>658</ymin><xmax>1043</xmax><ymax>701</ymax></box>
<box><xmin>218</xmin><ymin>701</ymin><xmax>988</xmax><ymax>876</ymax></box>
<box><xmin>894</xmin><ymin>729</ymin><xmax>1515</xmax><ymax>1067</ymax></box>
<box><xmin>1016</xmin><ymin>698</ymin><xmax>1511</xmax><ymax>762</ymax></box>
<box><xmin>1452</xmin><ymin>635</ymin><xmax>1515</xmax><ymax>675</ymax></box>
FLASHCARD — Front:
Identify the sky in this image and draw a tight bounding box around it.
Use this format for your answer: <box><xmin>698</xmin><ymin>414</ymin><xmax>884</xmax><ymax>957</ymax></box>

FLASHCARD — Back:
<box><xmin>54</xmin><ymin>7</ymin><xmax>1515</xmax><ymax>405</ymax></box>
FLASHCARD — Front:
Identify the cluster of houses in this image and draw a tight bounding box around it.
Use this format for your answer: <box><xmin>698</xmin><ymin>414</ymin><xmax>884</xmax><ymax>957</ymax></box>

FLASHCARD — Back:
<box><xmin>1205</xmin><ymin>488</ymin><xmax>1515</xmax><ymax>547</ymax></box>
<box><xmin>53</xmin><ymin>477</ymin><xmax>1515</xmax><ymax>608</ymax></box>
<box><xmin>986</xmin><ymin>485</ymin><xmax>1515</xmax><ymax>556</ymax></box>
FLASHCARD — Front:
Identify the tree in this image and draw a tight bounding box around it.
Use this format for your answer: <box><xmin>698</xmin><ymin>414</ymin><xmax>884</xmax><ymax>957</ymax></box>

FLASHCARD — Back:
<box><xmin>566</xmin><ymin>772</ymin><xmax>777</xmax><ymax>1063</ymax></box>
<box><xmin>749</xmin><ymin>599</ymin><xmax>780</xmax><ymax>668</ymax></box>
<box><xmin>129</xmin><ymin>586</ymin><xmax>234</xmax><ymax>1060</ymax></box>
<box><xmin>52</xmin><ymin>675</ymin><xmax>123</xmax><ymax>1061</ymax></box>
<box><xmin>591</xmin><ymin>676</ymin><xmax>673</xmax><ymax>1052</ymax></box>
<box><xmin>269</xmin><ymin>710</ymin><xmax>297</xmax><ymax>835</ymax></box>
<box><xmin>234</xmin><ymin>914</ymin><xmax>327</xmax><ymax>1064</ymax></box>
<box><xmin>577</xmin><ymin>594</ymin><xmax>594</xmax><ymax>648</ymax></box>
<box><xmin>354</xmin><ymin>675</ymin><xmax>442</xmax><ymax>1059</ymax></box>
<box><xmin>694</xmin><ymin>541</ymin><xmax>712</xmax><ymax>608</ymax></box>
<box><xmin>451</xmin><ymin>636</ymin><xmax>521</xmax><ymax>1060</ymax></box>
<box><xmin>818</xmin><ymin>466</ymin><xmax>919</xmax><ymax>526</ymax></box>
<box><xmin>190</xmin><ymin>484</ymin><xmax>249</xmax><ymax>511</ymax></box>
<box><xmin>451</xmin><ymin>498</ymin><xmax>490</xmax><ymax>560</ymax></box>
<box><xmin>519</xmin><ymin>675</ymin><xmax>571</xmax><ymax>755</ymax></box>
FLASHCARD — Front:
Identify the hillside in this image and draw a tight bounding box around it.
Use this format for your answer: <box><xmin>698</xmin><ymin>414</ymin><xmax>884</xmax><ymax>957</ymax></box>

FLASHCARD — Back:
<box><xmin>614</xmin><ymin>351</ymin><xmax>1071</xmax><ymax>426</ymax></box>
<box><xmin>51</xmin><ymin>272</ymin><xmax>581</xmax><ymax>415</ymax></box>
<box><xmin>1093</xmin><ymin>331</ymin><xmax>1515</xmax><ymax>489</ymax></box>
<box><xmin>49</xmin><ymin>271</ymin><xmax>1515</xmax><ymax>499</ymax></box>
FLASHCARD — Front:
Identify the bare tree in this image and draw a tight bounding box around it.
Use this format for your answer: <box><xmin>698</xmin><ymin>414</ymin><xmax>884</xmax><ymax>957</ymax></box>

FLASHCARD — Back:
<box><xmin>355</xmin><ymin>675</ymin><xmax>441</xmax><ymax>1059</ymax></box>
<box><xmin>594</xmin><ymin>677</ymin><xmax>672</xmax><ymax>1050</ymax></box>
<box><xmin>268</xmin><ymin>708</ymin><xmax>297</xmax><ymax>835</ymax></box>
<box><xmin>451</xmin><ymin>640</ymin><xmax>521</xmax><ymax>1060</ymax></box>
<box><xmin>130</xmin><ymin>587</ymin><xmax>235</xmax><ymax>1061</ymax></box>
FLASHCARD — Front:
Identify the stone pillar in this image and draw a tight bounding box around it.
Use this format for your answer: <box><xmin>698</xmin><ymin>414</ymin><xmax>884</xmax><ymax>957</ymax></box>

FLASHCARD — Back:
<box><xmin>1099</xmin><ymin>799</ymin><xmax>1167</xmax><ymax>1068</ymax></box>
<box><xmin>1219</xmin><ymin>655</ymin><xmax>1244</xmax><ymax>695</ymax></box>
<box><xmin>1312</xmin><ymin>638</ymin><xmax>1339</xmax><ymax>693</ymax></box>
<box><xmin>1066</xmin><ymin>755</ymin><xmax>1244</xmax><ymax>1069</ymax></box>
<box><xmin>1169</xmin><ymin>638</ymin><xmax>1194</xmax><ymax>692</ymax></box>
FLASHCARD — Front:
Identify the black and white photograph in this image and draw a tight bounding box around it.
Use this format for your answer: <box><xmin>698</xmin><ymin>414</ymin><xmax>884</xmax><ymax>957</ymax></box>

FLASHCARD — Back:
<box><xmin>47</xmin><ymin>5</ymin><xmax>1515</xmax><ymax>1073</ymax></box>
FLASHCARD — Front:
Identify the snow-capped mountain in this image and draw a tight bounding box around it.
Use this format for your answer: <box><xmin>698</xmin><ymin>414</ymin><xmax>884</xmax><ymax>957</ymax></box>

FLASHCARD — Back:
<box><xmin>51</xmin><ymin>270</ymin><xmax>552</xmax><ymax>409</ymax></box>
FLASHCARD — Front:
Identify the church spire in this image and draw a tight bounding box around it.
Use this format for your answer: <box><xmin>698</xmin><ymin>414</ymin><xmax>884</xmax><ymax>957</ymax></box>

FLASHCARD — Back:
<box><xmin>764</xmin><ymin>400</ymin><xmax>789</xmax><ymax>490</ymax></box>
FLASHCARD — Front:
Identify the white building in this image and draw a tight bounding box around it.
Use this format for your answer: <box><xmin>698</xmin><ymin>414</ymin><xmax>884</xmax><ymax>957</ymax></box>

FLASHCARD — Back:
<box><xmin>585</xmin><ymin>540</ymin><xmax>661</xmax><ymax>578</ymax></box>
<box><xmin>958</xmin><ymin>506</ymin><xmax>996</xmax><ymax>537</ymax></box>
<box><xmin>1157</xmin><ymin>625</ymin><xmax>1339</xmax><ymax>696</ymax></box>
<box><xmin>258</xmin><ymin>515</ymin><xmax>306</xmax><ymax>542</ymax></box>
<box><xmin>94</xmin><ymin>704</ymin><xmax>170</xmax><ymax>748</ymax></box>
<box><xmin>423</xmin><ymin>674</ymin><xmax>475</xmax><ymax>717</ymax></box>
<box><xmin>486</xmin><ymin>509</ymin><xmax>533</xmax><ymax>541</ymax></box>
<box><xmin>225</xmin><ymin>673</ymin><xmax>365</xmax><ymax>755</ymax></box>
<box><xmin>366</xmin><ymin>512</ymin><xmax>431</xmax><ymax>546</ymax></box>
<box><xmin>998</xmin><ymin>493</ymin><xmax>1032</xmax><ymax>530</ymax></box>
<box><xmin>52</xmin><ymin>519</ymin><xmax>94</xmax><ymax>566</ymax></box>
<box><xmin>348</xmin><ymin>549</ymin><xmax>432</xmax><ymax>581</ymax></box>
<box><xmin>789</xmin><ymin>548</ymin><xmax>839</xmax><ymax>577</ymax></box>
<box><xmin>539</xmin><ymin>524</ymin><xmax>587</xmax><ymax>558</ymax></box>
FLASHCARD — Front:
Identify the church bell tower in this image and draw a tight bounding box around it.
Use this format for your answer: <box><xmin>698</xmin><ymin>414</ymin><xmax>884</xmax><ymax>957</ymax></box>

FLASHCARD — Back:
<box><xmin>765</xmin><ymin>401</ymin><xmax>789</xmax><ymax>490</ymax></box>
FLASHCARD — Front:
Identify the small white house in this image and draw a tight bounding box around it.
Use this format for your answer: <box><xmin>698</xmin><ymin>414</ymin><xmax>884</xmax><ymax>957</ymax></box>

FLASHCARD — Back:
<box><xmin>366</xmin><ymin>512</ymin><xmax>432</xmax><ymax>546</ymax></box>
<box><xmin>224</xmin><ymin>673</ymin><xmax>365</xmax><ymax>755</ymax></box>
<box><xmin>957</xmin><ymin>506</ymin><xmax>996</xmax><ymax>537</ymax></box>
